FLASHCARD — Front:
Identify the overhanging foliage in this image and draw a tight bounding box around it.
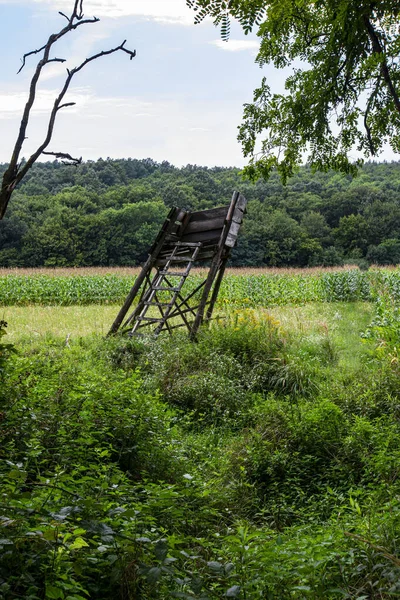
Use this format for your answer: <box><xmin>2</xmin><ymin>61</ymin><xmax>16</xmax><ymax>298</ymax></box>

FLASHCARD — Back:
<box><xmin>188</xmin><ymin>0</ymin><xmax>400</xmax><ymax>180</ymax></box>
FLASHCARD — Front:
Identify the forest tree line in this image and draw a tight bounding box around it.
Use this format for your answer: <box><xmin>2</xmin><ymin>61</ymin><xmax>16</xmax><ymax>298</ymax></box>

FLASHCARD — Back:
<box><xmin>1</xmin><ymin>158</ymin><xmax>400</xmax><ymax>268</ymax></box>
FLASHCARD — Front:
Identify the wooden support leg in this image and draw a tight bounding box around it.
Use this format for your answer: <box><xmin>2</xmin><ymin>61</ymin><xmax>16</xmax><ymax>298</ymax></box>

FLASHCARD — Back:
<box><xmin>189</xmin><ymin>253</ymin><xmax>223</xmax><ymax>339</ymax></box>
<box><xmin>190</xmin><ymin>192</ymin><xmax>239</xmax><ymax>339</ymax></box>
<box><xmin>205</xmin><ymin>252</ymin><xmax>230</xmax><ymax>322</ymax></box>
<box><xmin>107</xmin><ymin>257</ymin><xmax>152</xmax><ymax>335</ymax></box>
<box><xmin>107</xmin><ymin>207</ymin><xmax>182</xmax><ymax>336</ymax></box>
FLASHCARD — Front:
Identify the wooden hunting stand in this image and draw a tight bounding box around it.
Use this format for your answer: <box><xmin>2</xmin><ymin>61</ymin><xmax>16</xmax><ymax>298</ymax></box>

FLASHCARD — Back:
<box><xmin>108</xmin><ymin>191</ymin><xmax>247</xmax><ymax>338</ymax></box>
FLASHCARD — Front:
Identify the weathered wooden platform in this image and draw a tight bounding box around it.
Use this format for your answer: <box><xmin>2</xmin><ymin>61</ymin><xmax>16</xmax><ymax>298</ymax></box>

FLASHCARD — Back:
<box><xmin>108</xmin><ymin>190</ymin><xmax>247</xmax><ymax>337</ymax></box>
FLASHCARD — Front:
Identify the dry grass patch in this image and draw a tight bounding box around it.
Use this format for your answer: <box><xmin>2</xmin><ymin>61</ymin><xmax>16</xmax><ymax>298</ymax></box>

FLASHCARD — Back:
<box><xmin>0</xmin><ymin>265</ymin><xmax>364</xmax><ymax>278</ymax></box>
<box><xmin>1</xmin><ymin>305</ymin><xmax>121</xmax><ymax>342</ymax></box>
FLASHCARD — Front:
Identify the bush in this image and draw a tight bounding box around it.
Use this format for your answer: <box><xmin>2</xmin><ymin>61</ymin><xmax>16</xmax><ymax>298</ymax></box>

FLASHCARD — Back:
<box><xmin>0</xmin><ymin>320</ymin><xmax>15</xmax><ymax>380</ymax></box>
<box><xmin>200</xmin><ymin>309</ymin><xmax>285</xmax><ymax>363</ymax></box>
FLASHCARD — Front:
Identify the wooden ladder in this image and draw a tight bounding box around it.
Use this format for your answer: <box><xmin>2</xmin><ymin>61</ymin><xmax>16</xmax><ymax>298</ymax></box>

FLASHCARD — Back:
<box><xmin>123</xmin><ymin>241</ymin><xmax>203</xmax><ymax>336</ymax></box>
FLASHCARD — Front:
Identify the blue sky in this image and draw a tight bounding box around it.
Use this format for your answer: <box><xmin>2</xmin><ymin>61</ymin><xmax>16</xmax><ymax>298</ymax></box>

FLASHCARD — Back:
<box><xmin>0</xmin><ymin>0</ymin><xmax>276</xmax><ymax>167</ymax></box>
<box><xmin>2</xmin><ymin>1</ymin><xmax>397</xmax><ymax>169</ymax></box>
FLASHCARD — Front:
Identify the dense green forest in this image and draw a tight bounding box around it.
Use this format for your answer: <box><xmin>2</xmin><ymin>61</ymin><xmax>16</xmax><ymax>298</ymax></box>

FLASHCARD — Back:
<box><xmin>1</xmin><ymin>158</ymin><xmax>400</xmax><ymax>268</ymax></box>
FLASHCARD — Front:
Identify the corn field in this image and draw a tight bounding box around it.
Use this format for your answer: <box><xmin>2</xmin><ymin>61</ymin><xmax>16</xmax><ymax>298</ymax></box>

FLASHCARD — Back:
<box><xmin>0</xmin><ymin>269</ymin><xmax>399</xmax><ymax>307</ymax></box>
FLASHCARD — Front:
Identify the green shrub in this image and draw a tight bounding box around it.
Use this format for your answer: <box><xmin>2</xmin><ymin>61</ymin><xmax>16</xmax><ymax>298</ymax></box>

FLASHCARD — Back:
<box><xmin>0</xmin><ymin>320</ymin><xmax>15</xmax><ymax>380</ymax></box>
<box><xmin>165</xmin><ymin>372</ymin><xmax>248</xmax><ymax>425</ymax></box>
<box><xmin>201</xmin><ymin>309</ymin><xmax>285</xmax><ymax>363</ymax></box>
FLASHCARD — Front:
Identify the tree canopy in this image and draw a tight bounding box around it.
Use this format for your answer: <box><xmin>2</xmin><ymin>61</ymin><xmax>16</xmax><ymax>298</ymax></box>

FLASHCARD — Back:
<box><xmin>2</xmin><ymin>157</ymin><xmax>400</xmax><ymax>268</ymax></box>
<box><xmin>187</xmin><ymin>0</ymin><xmax>400</xmax><ymax>181</ymax></box>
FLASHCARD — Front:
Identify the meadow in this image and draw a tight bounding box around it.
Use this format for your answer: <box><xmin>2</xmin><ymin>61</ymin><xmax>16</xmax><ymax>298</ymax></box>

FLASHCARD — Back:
<box><xmin>1</xmin><ymin>267</ymin><xmax>400</xmax><ymax>599</ymax></box>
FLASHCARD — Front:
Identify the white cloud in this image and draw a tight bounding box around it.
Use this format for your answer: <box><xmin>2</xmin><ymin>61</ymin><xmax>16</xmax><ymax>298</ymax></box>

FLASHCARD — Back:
<box><xmin>0</xmin><ymin>91</ymin><xmax>247</xmax><ymax>167</ymax></box>
<box><xmin>27</xmin><ymin>0</ymin><xmax>196</xmax><ymax>25</ymax></box>
<box><xmin>0</xmin><ymin>87</ymin><xmax>93</xmax><ymax>119</ymax></box>
<box><xmin>211</xmin><ymin>39</ymin><xmax>259</xmax><ymax>53</ymax></box>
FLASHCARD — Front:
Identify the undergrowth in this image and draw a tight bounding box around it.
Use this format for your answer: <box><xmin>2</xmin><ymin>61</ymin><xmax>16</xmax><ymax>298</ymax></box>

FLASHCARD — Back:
<box><xmin>2</xmin><ymin>302</ymin><xmax>400</xmax><ymax>598</ymax></box>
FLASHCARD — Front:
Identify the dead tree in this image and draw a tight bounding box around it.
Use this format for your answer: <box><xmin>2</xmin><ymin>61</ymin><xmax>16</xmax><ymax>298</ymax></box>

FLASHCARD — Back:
<box><xmin>0</xmin><ymin>0</ymin><xmax>136</xmax><ymax>220</ymax></box>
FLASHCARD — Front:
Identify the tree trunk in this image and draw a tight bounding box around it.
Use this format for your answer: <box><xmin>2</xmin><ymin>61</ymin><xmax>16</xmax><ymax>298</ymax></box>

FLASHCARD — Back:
<box><xmin>0</xmin><ymin>168</ymin><xmax>17</xmax><ymax>219</ymax></box>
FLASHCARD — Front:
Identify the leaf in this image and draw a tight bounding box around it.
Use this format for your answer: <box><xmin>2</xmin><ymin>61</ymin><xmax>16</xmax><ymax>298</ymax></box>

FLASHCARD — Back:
<box><xmin>69</xmin><ymin>537</ymin><xmax>89</xmax><ymax>550</ymax></box>
<box><xmin>43</xmin><ymin>529</ymin><xmax>58</xmax><ymax>541</ymax></box>
<box><xmin>46</xmin><ymin>586</ymin><xmax>64</xmax><ymax>599</ymax></box>
<box><xmin>207</xmin><ymin>561</ymin><xmax>223</xmax><ymax>571</ymax></box>
<box><xmin>107</xmin><ymin>554</ymin><xmax>118</xmax><ymax>564</ymax></box>
<box><xmin>226</xmin><ymin>586</ymin><xmax>241</xmax><ymax>598</ymax></box>
<box><xmin>51</xmin><ymin>506</ymin><xmax>74</xmax><ymax>521</ymax></box>
<box><xmin>154</xmin><ymin>540</ymin><xmax>168</xmax><ymax>561</ymax></box>
<box><xmin>146</xmin><ymin>567</ymin><xmax>162</xmax><ymax>584</ymax></box>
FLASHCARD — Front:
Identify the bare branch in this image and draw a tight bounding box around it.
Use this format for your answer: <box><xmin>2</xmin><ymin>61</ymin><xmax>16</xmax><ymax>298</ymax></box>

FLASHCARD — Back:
<box><xmin>17</xmin><ymin>14</ymin><xmax>100</xmax><ymax>74</ymax></box>
<box><xmin>11</xmin><ymin>6</ymin><xmax>101</xmax><ymax>180</ymax></box>
<box><xmin>18</xmin><ymin>43</ymin><xmax>48</xmax><ymax>74</ymax></box>
<box><xmin>0</xmin><ymin>0</ymin><xmax>136</xmax><ymax>219</ymax></box>
<box><xmin>47</xmin><ymin>58</ymin><xmax>67</xmax><ymax>65</ymax></box>
<box><xmin>73</xmin><ymin>0</ymin><xmax>84</xmax><ymax>21</ymax></box>
<box><xmin>72</xmin><ymin>41</ymin><xmax>137</xmax><ymax>77</ymax></box>
<box><xmin>42</xmin><ymin>151</ymin><xmax>82</xmax><ymax>166</ymax></box>
<box><xmin>57</xmin><ymin>102</ymin><xmax>76</xmax><ymax>110</ymax></box>
<box><xmin>11</xmin><ymin>39</ymin><xmax>136</xmax><ymax>191</ymax></box>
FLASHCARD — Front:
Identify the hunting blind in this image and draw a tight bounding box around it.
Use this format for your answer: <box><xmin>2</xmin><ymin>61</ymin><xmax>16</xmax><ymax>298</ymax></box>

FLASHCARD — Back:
<box><xmin>108</xmin><ymin>191</ymin><xmax>247</xmax><ymax>338</ymax></box>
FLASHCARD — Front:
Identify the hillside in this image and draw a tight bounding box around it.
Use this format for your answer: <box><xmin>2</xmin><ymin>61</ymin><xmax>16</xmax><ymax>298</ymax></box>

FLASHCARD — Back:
<box><xmin>1</xmin><ymin>159</ymin><xmax>400</xmax><ymax>268</ymax></box>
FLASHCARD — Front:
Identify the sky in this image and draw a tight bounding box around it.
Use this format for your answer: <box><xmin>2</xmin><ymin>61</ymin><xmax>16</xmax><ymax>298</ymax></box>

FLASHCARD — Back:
<box><xmin>1</xmin><ymin>1</ymin><xmax>398</xmax><ymax>169</ymax></box>
<box><xmin>0</xmin><ymin>0</ymin><xmax>274</xmax><ymax>168</ymax></box>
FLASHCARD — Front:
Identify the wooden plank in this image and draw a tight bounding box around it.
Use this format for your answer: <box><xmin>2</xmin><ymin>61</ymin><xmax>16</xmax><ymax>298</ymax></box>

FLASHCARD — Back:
<box><xmin>225</xmin><ymin>195</ymin><xmax>247</xmax><ymax>247</ymax></box>
<box><xmin>137</xmin><ymin>316</ymin><xmax>162</xmax><ymax>322</ymax></box>
<box><xmin>155</xmin><ymin>249</ymin><xmax>215</xmax><ymax>266</ymax></box>
<box><xmin>144</xmin><ymin>301</ymin><xmax>170</xmax><ymax>307</ymax></box>
<box><xmin>231</xmin><ymin>195</ymin><xmax>247</xmax><ymax>226</ymax></box>
<box><xmin>181</xmin><ymin>229</ymin><xmax>223</xmax><ymax>244</ymax></box>
<box><xmin>197</xmin><ymin>249</ymin><xmax>217</xmax><ymax>260</ymax></box>
<box><xmin>185</xmin><ymin>205</ymin><xmax>229</xmax><ymax>224</ymax></box>
<box><xmin>183</xmin><ymin>216</ymin><xmax>226</xmax><ymax>234</ymax></box>
<box><xmin>225</xmin><ymin>233</ymin><xmax>237</xmax><ymax>248</ymax></box>
<box><xmin>232</xmin><ymin>207</ymin><xmax>245</xmax><ymax>224</ymax></box>
<box><xmin>236</xmin><ymin>194</ymin><xmax>247</xmax><ymax>212</ymax></box>
<box><xmin>176</xmin><ymin>209</ymin><xmax>187</xmax><ymax>222</ymax></box>
<box><xmin>189</xmin><ymin>191</ymin><xmax>239</xmax><ymax>338</ymax></box>
<box><xmin>226</xmin><ymin>220</ymin><xmax>243</xmax><ymax>247</ymax></box>
<box><xmin>227</xmin><ymin>221</ymin><xmax>241</xmax><ymax>241</ymax></box>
